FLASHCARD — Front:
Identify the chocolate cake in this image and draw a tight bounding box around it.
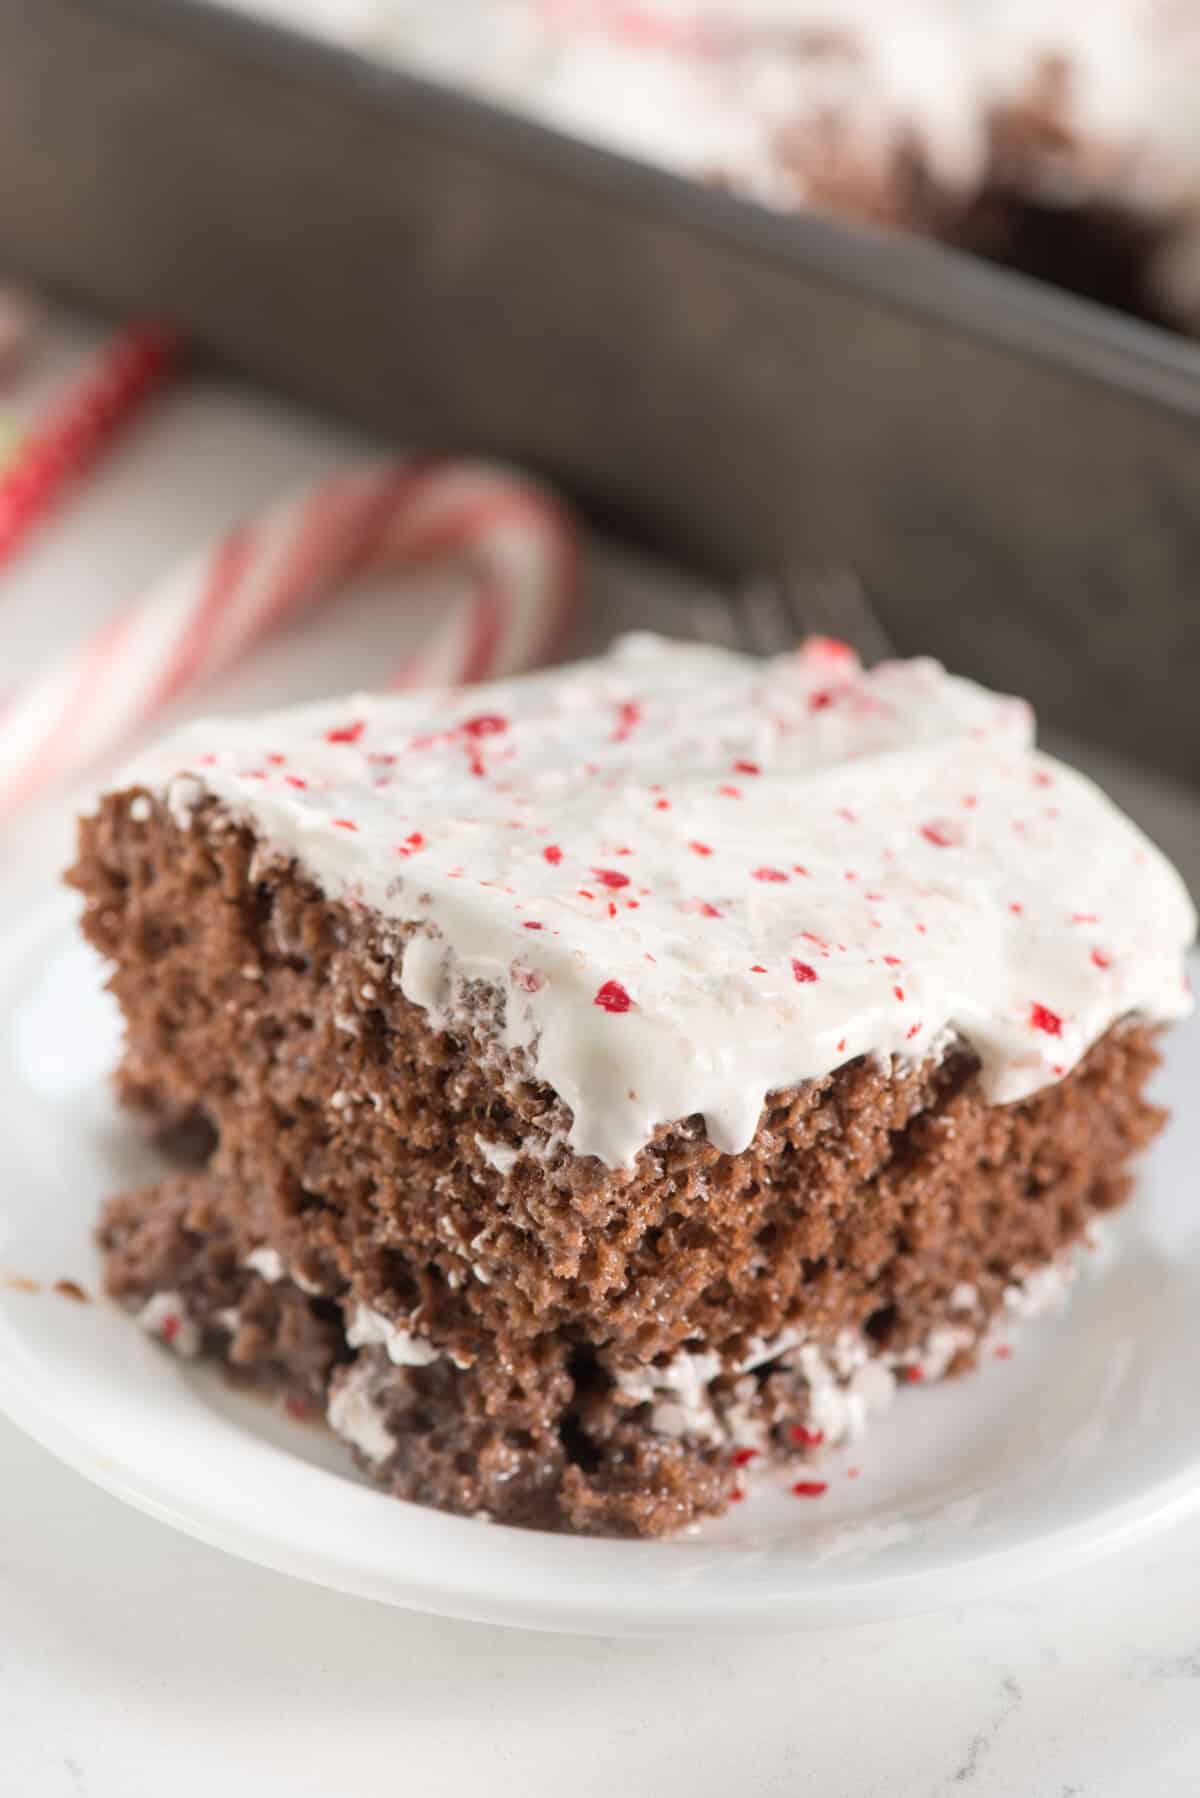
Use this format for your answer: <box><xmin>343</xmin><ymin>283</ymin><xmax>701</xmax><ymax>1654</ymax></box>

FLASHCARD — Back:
<box><xmin>71</xmin><ymin>636</ymin><xmax>1195</xmax><ymax>1536</ymax></box>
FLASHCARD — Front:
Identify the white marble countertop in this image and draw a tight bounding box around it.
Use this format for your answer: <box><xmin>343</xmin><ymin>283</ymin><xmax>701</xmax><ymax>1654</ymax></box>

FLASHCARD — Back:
<box><xmin>2</xmin><ymin>300</ymin><xmax>1199</xmax><ymax>1797</ymax></box>
<box><xmin>4</xmin><ymin>1410</ymin><xmax>1200</xmax><ymax>1797</ymax></box>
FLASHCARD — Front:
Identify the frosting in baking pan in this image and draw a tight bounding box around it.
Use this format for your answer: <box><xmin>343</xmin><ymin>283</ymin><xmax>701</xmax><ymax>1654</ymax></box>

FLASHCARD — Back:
<box><xmin>120</xmin><ymin>633</ymin><xmax>1195</xmax><ymax>1167</ymax></box>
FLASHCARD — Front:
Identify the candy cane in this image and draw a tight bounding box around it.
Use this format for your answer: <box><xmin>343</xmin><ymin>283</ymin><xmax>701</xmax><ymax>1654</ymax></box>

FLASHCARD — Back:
<box><xmin>0</xmin><ymin>457</ymin><xmax>579</xmax><ymax>821</ymax></box>
<box><xmin>0</xmin><ymin>321</ymin><xmax>180</xmax><ymax>569</ymax></box>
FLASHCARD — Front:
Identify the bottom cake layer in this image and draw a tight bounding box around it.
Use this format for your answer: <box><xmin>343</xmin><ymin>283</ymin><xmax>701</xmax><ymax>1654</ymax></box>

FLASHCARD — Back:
<box><xmin>99</xmin><ymin>1167</ymin><xmax>1117</xmax><ymax>1537</ymax></box>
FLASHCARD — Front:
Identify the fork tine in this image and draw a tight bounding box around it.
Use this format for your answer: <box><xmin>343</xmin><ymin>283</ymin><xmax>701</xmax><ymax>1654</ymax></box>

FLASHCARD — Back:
<box><xmin>737</xmin><ymin>577</ymin><xmax>798</xmax><ymax>657</ymax></box>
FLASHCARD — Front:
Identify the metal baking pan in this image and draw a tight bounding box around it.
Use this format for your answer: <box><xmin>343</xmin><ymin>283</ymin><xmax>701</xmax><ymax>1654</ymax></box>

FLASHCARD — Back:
<box><xmin>2</xmin><ymin>0</ymin><xmax>1199</xmax><ymax>786</ymax></box>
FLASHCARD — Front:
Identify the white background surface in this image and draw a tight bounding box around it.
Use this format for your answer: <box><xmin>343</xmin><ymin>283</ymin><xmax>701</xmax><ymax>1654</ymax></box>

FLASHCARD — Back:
<box><xmin>4</xmin><ymin>1410</ymin><xmax>1200</xmax><ymax>1798</ymax></box>
<box><xmin>2</xmin><ymin>302</ymin><xmax>1199</xmax><ymax>1795</ymax></box>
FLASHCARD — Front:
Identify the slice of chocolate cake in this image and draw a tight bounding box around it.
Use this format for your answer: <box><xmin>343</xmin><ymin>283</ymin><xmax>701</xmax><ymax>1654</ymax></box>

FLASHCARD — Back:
<box><xmin>70</xmin><ymin>635</ymin><xmax>1195</xmax><ymax>1536</ymax></box>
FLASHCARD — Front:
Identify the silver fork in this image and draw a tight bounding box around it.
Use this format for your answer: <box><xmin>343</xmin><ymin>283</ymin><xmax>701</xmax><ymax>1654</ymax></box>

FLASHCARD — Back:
<box><xmin>691</xmin><ymin>565</ymin><xmax>895</xmax><ymax>664</ymax></box>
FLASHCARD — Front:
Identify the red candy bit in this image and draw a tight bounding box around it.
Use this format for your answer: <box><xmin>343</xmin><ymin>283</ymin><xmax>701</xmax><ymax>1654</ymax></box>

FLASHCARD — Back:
<box><xmin>718</xmin><ymin>784</ymin><xmax>742</xmax><ymax>799</ymax></box>
<box><xmin>752</xmin><ymin>866</ymin><xmax>788</xmax><ymax>883</ymax></box>
<box><xmin>333</xmin><ymin>818</ymin><xmax>358</xmax><ymax>832</ymax></box>
<box><xmin>592</xmin><ymin>868</ymin><xmax>631</xmax><ymax>890</ymax></box>
<box><xmin>1009</xmin><ymin>901</ymin><xmax>1024</xmax><ymax>916</ymax></box>
<box><xmin>326</xmin><ymin>720</ymin><xmax>365</xmax><ymax>745</ymax></box>
<box><xmin>893</xmin><ymin>985</ymin><xmax>905</xmax><ymax>1002</ymax></box>
<box><xmin>791</xmin><ymin>960</ymin><xmax>818</xmax><ymax>985</ymax></box>
<box><xmin>792</xmin><ymin>1480</ymin><xmax>828</xmax><ymax>1499</ymax></box>
<box><xmin>461</xmin><ymin>713</ymin><xmax>508</xmax><ymax>738</ymax></box>
<box><xmin>789</xmin><ymin>1425</ymin><xmax>824</xmax><ymax>1447</ymax></box>
<box><xmin>1032</xmin><ymin>769</ymin><xmax>1053</xmax><ymax>788</ymax></box>
<box><xmin>807</xmin><ymin>635</ymin><xmax>854</xmax><ymax>662</ymax></box>
<box><xmin>1091</xmin><ymin>947</ymin><xmax>1113</xmax><ymax>970</ymax></box>
<box><xmin>882</xmin><ymin>954</ymin><xmax>903</xmax><ymax>967</ymax></box>
<box><xmin>285</xmin><ymin>776</ymin><xmax>308</xmax><ymax>791</ymax></box>
<box><xmin>266</xmin><ymin>752</ymin><xmax>286</xmax><ymax>766</ymax></box>
<box><xmin>523</xmin><ymin>920</ymin><xmax>544</xmax><ymax>931</ymax></box>
<box><xmin>1030</xmin><ymin>1002</ymin><xmax>1063</xmax><ymax>1037</ymax></box>
<box><xmin>920</xmin><ymin>820</ymin><xmax>962</xmax><ymax>849</ymax></box>
<box><xmin>962</xmin><ymin>793</ymin><xmax>978</xmax><ymax>809</ymax></box>
<box><xmin>611</xmin><ymin>700</ymin><xmax>642</xmax><ymax>742</ymax></box>
<box><xmin>688</xmin><ymin>841</ymin><xmax>713</xmax><ymax>857</ymax></box>
<box><xmin>793</xmin><ymin>865</ymin><xmax>809</xmax><ymax>877</ymax></box>
<box><xmin>577</xmin><ymin>888</ymin><xmax>595</xmax><ymax>901</ymax></box>
<box><xmin>394</xmin><ymin>831</ymin><xmax>426</xmax><ymax>857</ymax></box>
<box><xmin>734</xmin><ymin>759</ymin><xmax>760</xmax><ymax>775</ymax></box>
<box><xmin>903</xmin><ymin>1366</ymin><xmax>925</xmax><ymax>1384</ymax></box>
<box><xmin>729</xmin><ymin>1487</ymin><xmax>746</xmax><ymax>1504</ymax></box>
<box><xmin>906</xmin><ymin>1023</ymin><xmax>922</xmax><ymax>1040</ymax></box>
<box><xmin>846</xmin><ymin>1466</ymin><xmax>861</xmax><ymax>1480</ymax></box>
<box><xmin>699</xmin><ymin>902</ymin><xmax>722</xmax><ymax>919</ymax></box>
<box><xmin>543</xmin><ymin>844</ymin><xmax>563</xmax><ymax>865</ymax></box>
<box><xmin>750</xmin><ymin>964</ymin><xmax>768</xmax><ymax>974</ymax></box>
<box><xmin>160</xmin><ymin>1314</ymin><xmax>181</xmax><ymax>1344</ymax></box>
<box><xmin>607</xmin><ymin>902</ymin><xmax>618</xmax><ymax>918</ymax></box>
<box><xmin>836</xmin><ymin>1038</ymin><xmax>847</xmax><ymax>1053</ymax></box>
<box><xmin>594</xmin><ymin>979</ymin><xmax>633</xmax><ymax>1013</ymax></box>
<box><xmin>653</xmin><ymin>797</ymin><xmax>671</xmax><ymax>811</ymax></box>
<box><xmin>732</xmin><ymin>1447</ymin><xmax>759</xmax><ymax>1468</ymax></box>
<box><xmin>808</xmin><ymin>690</ymin><xmax>833</xmax><ymax>712</ymax></box>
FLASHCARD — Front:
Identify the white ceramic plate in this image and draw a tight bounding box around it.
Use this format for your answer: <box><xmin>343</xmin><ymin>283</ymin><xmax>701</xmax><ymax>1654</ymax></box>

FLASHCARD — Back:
<box><xmin>1</xmin><ymin>892</ymin><xmax>1198</xmax><ymax>1636</ymax></box>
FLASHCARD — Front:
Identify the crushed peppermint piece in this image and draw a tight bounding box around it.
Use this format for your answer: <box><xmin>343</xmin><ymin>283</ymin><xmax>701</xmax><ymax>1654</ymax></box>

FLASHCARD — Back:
<box><xmin>792</xmin><ymin>1480</ymin><xmax>828</xmax><ymax>1498</ymax></box>
<box><xmin>326</xmin><ymin>720</ymin><xmax>364</xmax><ymax>745</ymax></box>
<box><xmin>1030</xmin><ymin>1002</ymin><xmax>1063</xmax><ymax>1037</ymax></box>
<box><xmin>594</xmin><ymin>979</ymin><xmax>633</xmax><ymax>1014</ymax></box>
<box><xmin>791</xmin><ymin>960</ymin><xmax>818</xmax><ymax>984</ymax></box>
<box><xmin>790</xmin><ymin>1425</ymin><xmax>824</xmax><ymax>1446</ymax></box>
<box><xmin>543</xmin><ymin>844</ymin><xmax>563</xmax><ymax>865</ymax></box>
<box><xmin>920</xmin><ymin>820</ymin><xmax>962</xmax><ymax>849</ymax></box>
<box><xmin>592</xmin><ymin>868</ymin><xmax>631</xmax><ymax>889</ymax></box>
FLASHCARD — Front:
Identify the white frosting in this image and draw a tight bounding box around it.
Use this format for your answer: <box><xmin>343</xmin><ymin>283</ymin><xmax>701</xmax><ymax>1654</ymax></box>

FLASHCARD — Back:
<box><xmin>475</xmin><ymin>1135</ymin><xmax>521</xmax><ymax>1175</ymax></box>
<box><xmin>122</xmin><ymin>635</ymin><xmax>1194</xmax><ymax>1169</ymax></box>
<box><xmin>345</xmin><ymin>1302</ymin><xmax>441</xmax><ymax>1367</ymax></box>
<box><xmin>613</xmin><ymin>1250</ymin><xmax>1083</xmax><ymax>1450</ymax></box>
<box><xmin>327</xmin><ymin>1360</ymin><xmax>398</xmax><ymax>1466</ymax></box>
<box><xmin>136</xmin><ymin>1290</ymin><xmax>200</xmax><ymax>1358</ymax></box>
<box><xmin>124</xmin><ymin>635</ymin><xmax>1193</xmax><ymax>1164</ymax></box>
<box><xmin>244</xmin><ymin>1246</ymin><xmax>285</xmax><ymax>1284</ymax></box>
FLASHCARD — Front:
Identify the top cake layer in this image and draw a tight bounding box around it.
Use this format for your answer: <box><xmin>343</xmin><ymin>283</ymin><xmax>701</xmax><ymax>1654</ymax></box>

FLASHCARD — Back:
<box><xmin>120</xmin><ymin>634</ymin><xmax>1195</xmax><ymax>1167</ymax></box>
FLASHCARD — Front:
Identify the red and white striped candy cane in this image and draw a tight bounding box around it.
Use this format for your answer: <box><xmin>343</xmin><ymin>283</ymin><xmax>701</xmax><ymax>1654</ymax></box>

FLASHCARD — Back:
<box><xmin>0</xmin><ymin>457</ymin><xmax>579</xmax><ymax>822</ymax></box>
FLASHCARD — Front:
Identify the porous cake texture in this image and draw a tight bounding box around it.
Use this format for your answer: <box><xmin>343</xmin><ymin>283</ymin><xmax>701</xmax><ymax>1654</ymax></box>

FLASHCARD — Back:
<box><xmin>72</xmin><ymin>636</ymin><xmax>1194</xmax><ymax>1535</ymax></box>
